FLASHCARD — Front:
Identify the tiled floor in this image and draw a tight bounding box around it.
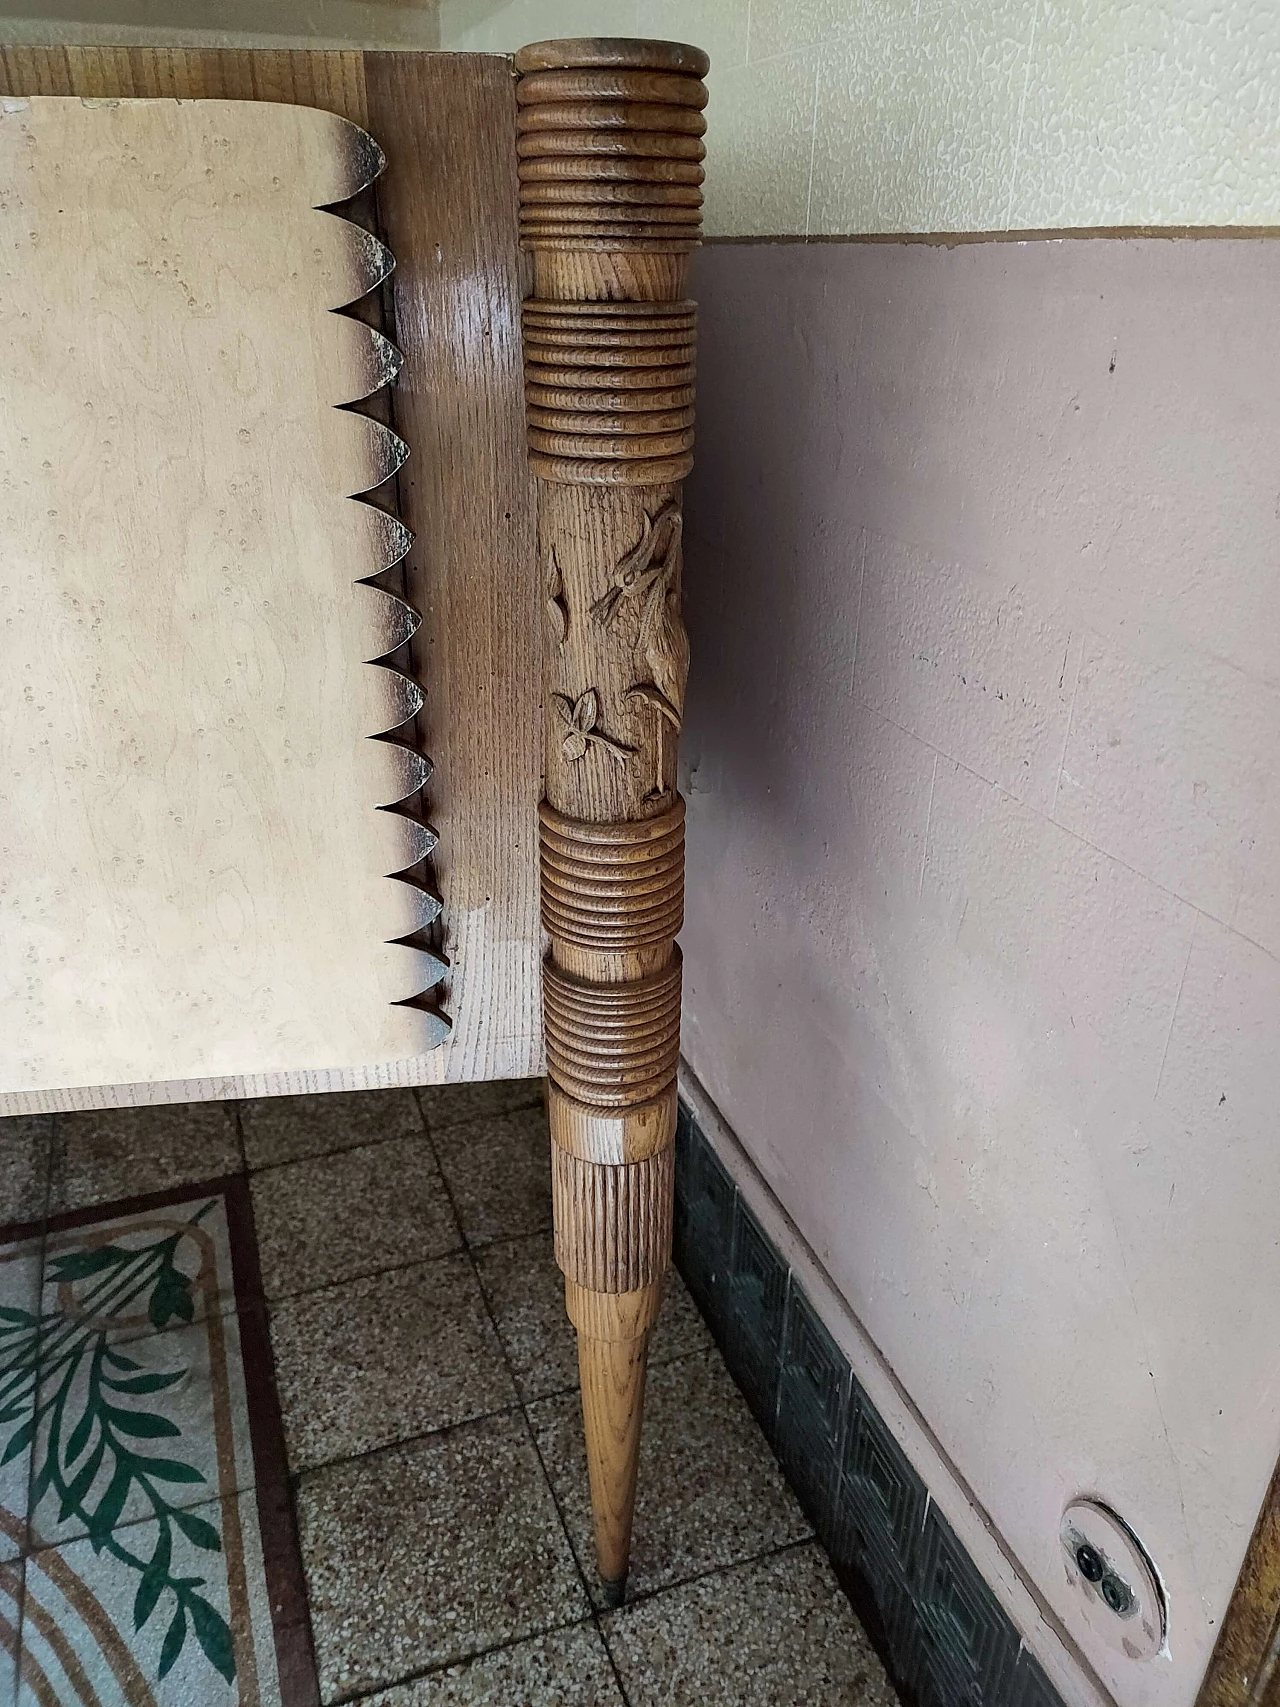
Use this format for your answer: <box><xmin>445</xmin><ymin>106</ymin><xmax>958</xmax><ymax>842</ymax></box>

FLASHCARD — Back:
<box><xmin>0</xmin><ymin>1084</ymin><xmax>896</xmax><ymax>1706</ymax></box>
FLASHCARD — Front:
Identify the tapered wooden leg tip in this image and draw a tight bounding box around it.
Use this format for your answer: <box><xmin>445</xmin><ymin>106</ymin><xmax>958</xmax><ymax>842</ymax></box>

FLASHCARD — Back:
<box><xmin>599</xmin><ymin>1573</ymin><xmax>628</xmax><ymax>1608</ymax></box>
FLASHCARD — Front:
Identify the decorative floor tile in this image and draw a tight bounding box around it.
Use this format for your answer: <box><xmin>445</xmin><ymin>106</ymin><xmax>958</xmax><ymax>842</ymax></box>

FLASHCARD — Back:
<box><xmin>602</xmin><ymin>1542</ymin><xmax>898</xmax><ymax>1707</ymax></box>
<box><xmin>269</xmin><ymin>1253</ymin><xmax>515</xmax><ymax>1470</ymax></box>
<box><xmin>416</xmin><ymin>1079</ymin><xmax>543</xmax><ymax>1135</ymax></box>
<box><xmin>475</xmin><ymin>1234</ymin><xmax>714</xmax><ymax>1404</ymax></box>
<box><xmin>530</xmin><ymin>1348</ymin><xmax>811</xmax><ymax>1608</ymax></box>
<box><xmin>50</xmin><ymin>1104</ymin><xmax>241</xmax><ymax>1213</ymax></box>
<box><xmin>0</xmin><ymin>1235</ymin><xmax>40</xmax><ymax>1563</ymax></box>
<box><xmin>242</xmin><ymin>1089</ymin><xmax>425</xmax><ymax>1170</ymax></box>
<box><xmin>42</xmin><ymin>1185</ymin><xmax>249</xmax><ymax>1343</ymax></box>
<box><xmin>0</xmin><ymin>1556</ymin><xmax>23</xmax><ymax>1688</ymax></box>
<box><xmin>430</xmin><ymin>1107</ymin><xmax>553</xmax><ymax>1246</ymax></box>
<box><xmin>1</xmin><ymin>1176</ymin><xmax>315</xmax><ymax>1703</ymax></box>
<box><xmin>19</xmin><ymin>1490</ymin><xmax>282</xmax><ymax>1706</ymax></box>
<box><xmin>296</xmin><ymin>1412</ymin><xmax>589</xmax><ymax>1702</ymax></box>
<box><xmin>31</xmin><ymin>1303</ymin><xmax>256</xmax><ymax>1549</ymax></box>
<box><xmin>364</xmin><ymin>1622</ymin><xmax>625</xmax><ymax>1705</ymax></box>
<box><xmin>250</xmin><ymin>1135</ymin><xmax>461</xmax><ymax>1300</ymax></box>
<box><xmin>0</xmin><ymin>1115</ymin><xmax>52</xmax><ymax>1226</ymax></box>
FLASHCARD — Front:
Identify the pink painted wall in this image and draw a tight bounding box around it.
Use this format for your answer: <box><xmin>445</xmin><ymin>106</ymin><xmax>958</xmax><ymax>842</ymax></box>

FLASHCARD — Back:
<box><xmin>680</xmin><ymin>238</ymin><xmax>1280</xmax><ymax>1707</ymax></box>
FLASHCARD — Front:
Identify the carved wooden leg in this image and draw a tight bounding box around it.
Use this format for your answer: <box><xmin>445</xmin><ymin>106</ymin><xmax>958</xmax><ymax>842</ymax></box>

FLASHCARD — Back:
<box><xmin>515</xmin><ymin>35</ymin><xmax>708</xmax><ymax>1604</ymax></box>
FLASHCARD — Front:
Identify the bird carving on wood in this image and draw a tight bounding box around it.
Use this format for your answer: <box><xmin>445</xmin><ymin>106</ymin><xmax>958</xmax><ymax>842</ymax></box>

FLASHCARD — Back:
<box><xmin>592</xmin><ymin>503</ymin><xmax>689</xmax><ymax>800</ymax></box>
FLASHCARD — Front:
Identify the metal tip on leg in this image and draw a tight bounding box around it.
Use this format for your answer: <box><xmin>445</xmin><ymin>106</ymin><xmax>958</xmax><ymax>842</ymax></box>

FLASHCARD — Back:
<box><xmin>600</xmin><ymin>1574</ymin><xmax>627</xmax><ymax>1609</ymax></box>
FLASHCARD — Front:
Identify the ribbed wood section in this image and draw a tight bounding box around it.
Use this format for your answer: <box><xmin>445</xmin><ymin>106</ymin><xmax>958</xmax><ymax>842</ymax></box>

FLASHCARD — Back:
<box><xmin>552</xmin><ymin>1143</ymin><xmax>675</xmax><ymax>1291</ymax></box>
<box><xmin>519</xmin><ymin>34</ymin><xmax>703</xmax><ymax>1598</ymax></box>
<box><xmin>539</xmin><ymin>799</ymin><xmax>685</xmax><ymax>951</ymax></box>
<box><xmin>544</xmin><ymin>957</ymin><xmax>682</xmax><ymax>1107</ymax></box>
<box><xmin>523</xmin><ymin>300</ymin><xmax>697</xmax><ymax>485</ymax></box>
<box><xmin>515</xmin><ymin>45</ymin><xmax>706</xmax><ymax>260</ymax></box>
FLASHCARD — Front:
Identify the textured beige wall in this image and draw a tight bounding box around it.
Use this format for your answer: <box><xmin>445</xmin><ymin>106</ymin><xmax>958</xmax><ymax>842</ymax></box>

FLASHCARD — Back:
<box><xmin>439</xmin><ymin>0</ymin><xmax>1280</xmax><ymax>235</ymax></box>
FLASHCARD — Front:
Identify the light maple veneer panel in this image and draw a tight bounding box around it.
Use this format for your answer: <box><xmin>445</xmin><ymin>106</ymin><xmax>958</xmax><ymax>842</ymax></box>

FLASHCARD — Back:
<box><xmin>0</xmin><ymin>95</ymin><xmax>446</xmax><ymax>1100</ymax></box>
<box><xmin>0</xmin><ymin>51</ymin><xmax>544</xmax><ymax>1113</ymax></box>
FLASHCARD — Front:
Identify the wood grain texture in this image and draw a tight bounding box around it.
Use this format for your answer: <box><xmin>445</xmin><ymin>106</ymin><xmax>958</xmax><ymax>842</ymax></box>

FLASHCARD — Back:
<box><xmin>0</xmin><ymin>48</ymin><xmax>544</xmax><ymax>1112</ymax></box>
<box><xmin>0</xmin><ymin>45</ymin><xmax>370</xmax><ymax>115</ymax></box>
<box><xmin>552</xmin><ymin>1144</ymin><xmax>675</xmax><ymax>1291</ymax></box>
<box><xmin>519</xmin><ymin>34</ymin><xmax>706</xmax><ymax>1600</ymax></box>
<box><xmin>1198</xmin><ymin>1457</ymin><xmax>1280</xmax><ymax>1707</ymax></box>
<box><xmin>0</xmin><ymin>95</ymin><xmax>446</xmax><ymax>1100</ymax></box>
<box><xmin>366</xmin><ymin>51</ymin><xmax>543</xmax><ymax>1086</ymax></box>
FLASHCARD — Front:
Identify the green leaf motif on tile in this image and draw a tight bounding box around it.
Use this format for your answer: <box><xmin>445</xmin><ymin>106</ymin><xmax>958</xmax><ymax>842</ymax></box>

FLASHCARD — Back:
<box><xmin>105</xmin><ymin>1369</ymin><xmax>186</xmax><ymax>1396</ymax></box>
<box><xmin>0</xmin><ymin>1414</ymin><xmax>33</xmax><ymax>1466</ymax></box>
<box><xmin>158</xmin><ymin>1603</ymin><xmax>187</xmax><ymax>1680</ymax></box>
<box><xmin>172</xmin><ymin>1506</ymin><xmax>221</xmax><ymax>1551</ymax></box>
<box><xmin>189</xmin><ymin>1589</ymin><xmax>236</xmax><ymax>1683</ymax></box>
<box><xmin>47</xmin><ymin>1246</ymin><xmax>129</xmax><ymax>1283</ymax></box>
<box><xmin>134</xmin><ymin>1523</ymin><xmax>171</xmax><ymax>1630</ymax></box>
<box><xmin>0</xmin><ymin>1200</ymin><xmax>236</xmax><ymax>1688</ymax></box>
<box><xmin>103</xmin><ymin>1407</ymin><xmax>182</xmax><ymax>1439</ymax></box>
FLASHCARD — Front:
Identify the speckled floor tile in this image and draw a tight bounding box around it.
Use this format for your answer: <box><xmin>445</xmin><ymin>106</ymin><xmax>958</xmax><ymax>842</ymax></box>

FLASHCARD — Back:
<box><xmin>430</xmin><ymin>1106</ymin><xmax>552</xmax><ymax>1246</ymax></box>
<box><xmin>363</xmin><ymin>1622</ymin><xmax>625</xmax><ymax>1705</ymax></box>
<box><xmin>50</xmin><ymin>1102</ymin><xmax>241</xmax><ymax>1213</ymax></box>
<box><xmin>417</xmin><ymin>1078</ymin><xmax>543</xmax><ymax>1134</ymax></box>
<box><xmin>241</xmin><ymin>1088</ymin><xmax>424</xmax><ymax>1170</ymax></box>
<box><xmin>531</xmin><ymin>1347</ymin><xmax>810</xmax><ymax>1607</ymax></box>
<box><xmin>475</xmin><ymin>1234</ymin><xmax>714</xmax><ymax>1403</ymax></box>
<box><xmin>603</xmin><ymin>1542</ymin><xmax>899</xmax><ymax>1707</ymax></box>
<box><xmin>0</xmin><ymin>1115</ymin><xmax>51</xmax><ymax>1227</ymax></box>
<box><xmin>250</xmin><ymin>1134</ymin><xmax>460</xmax><ymax>1300</ymax></box>
<box><xmin>0</xmin><ymin>1236</ymin><xmax>40</xmax><ymax>1562</ymax></box>
<box><xmin>297</xmin><ymin>1412</ymin><xmax>588</xmax><ymax>1701</ymax></box>
<box><xmin>269</xmin><ymin>1253</ymin><xmax>515</xmax><ymax>1470</ymax></box>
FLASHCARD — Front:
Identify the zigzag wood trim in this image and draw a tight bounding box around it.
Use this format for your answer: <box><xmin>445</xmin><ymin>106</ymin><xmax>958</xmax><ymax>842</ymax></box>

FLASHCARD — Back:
<box><xmin>323</xmin><ymin>131</ymin><xmax>449</xmax><ymax>1045</ymax></box>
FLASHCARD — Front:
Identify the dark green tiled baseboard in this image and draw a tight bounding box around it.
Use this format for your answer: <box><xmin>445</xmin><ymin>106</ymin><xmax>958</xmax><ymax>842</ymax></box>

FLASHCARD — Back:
<box><xmin>673</xmin><ymin>1099</ymin><xmax>1065</xmax><ymax>1707</ymax></box>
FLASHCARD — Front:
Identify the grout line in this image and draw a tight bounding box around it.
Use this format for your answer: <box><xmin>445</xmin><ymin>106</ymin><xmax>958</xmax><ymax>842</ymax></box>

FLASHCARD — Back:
<box><xmin>604</xmin><ymin>1535</ymin><xmax>821</xmax><ymax>1621</ymax></box>
<box><xmin>241</xmin><ymin>1092</ymin><xmax>542</xmax><ymax>1178</ymax></box>
<box><xmin>289</xmin><ymin>1402</ymin><xmax>527</xmax><ymax>1490</ymax></box>
<box><xmin>288</xmin><ymin>1339</ymin><xmax>720</xmax><ymax>1490</ymax></box>
<box><xmin>443</xmin><ymin>1161</ymin><xmax>638</xmax><ymax>1707</ymax></box>
<box><xmin>261</xmin><ymin>1244</ymin><xmax>471</xmax><ymax>1308</ymax></box>
<box><xmin>392</xmin><ymin>1096</ymin><xmax>633</xmax><ymax>1696</ymax></box>
<box><xmin>330</xmin><ymin>1614</ymin><xmax>600</xmax><ymax>1707</ymax></box>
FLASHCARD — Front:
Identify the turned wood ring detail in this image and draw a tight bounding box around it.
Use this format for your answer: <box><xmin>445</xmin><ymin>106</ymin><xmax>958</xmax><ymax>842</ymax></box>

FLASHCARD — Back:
<box><xmin>519</xmin><ymin>32</ymin><xmax>705</xmax><ymax>1603</ymax></box>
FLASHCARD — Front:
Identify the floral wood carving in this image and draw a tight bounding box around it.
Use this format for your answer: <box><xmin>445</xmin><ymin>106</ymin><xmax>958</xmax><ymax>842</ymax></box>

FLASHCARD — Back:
<box><xmin>553</xmin><ymin>688</ymin><xmax>636</xmax><ymax>767</ymax></box>
<box><xmin>546</xmin><ymin>545</ymin><xmax>569</xmax><ymax>645</ymax></box>
<box><xmin>592</xmin><ymin>502</ymin><xmax>689</xmax><ymax>799</ymax></box>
